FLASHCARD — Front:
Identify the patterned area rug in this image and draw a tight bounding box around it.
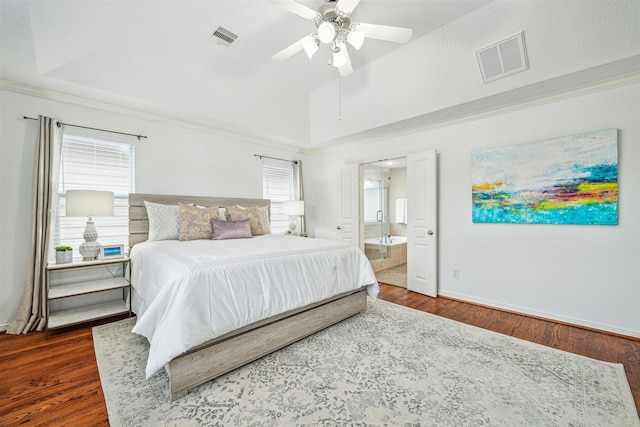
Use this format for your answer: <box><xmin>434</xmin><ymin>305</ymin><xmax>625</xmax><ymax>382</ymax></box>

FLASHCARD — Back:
<box><xmin>93</xmin><ymin>299</ymin><xmax>639</xmax><ymax>426</ymax></box>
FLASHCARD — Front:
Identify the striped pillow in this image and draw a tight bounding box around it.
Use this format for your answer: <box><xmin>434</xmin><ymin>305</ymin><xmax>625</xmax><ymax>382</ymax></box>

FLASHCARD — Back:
<box><xmin>210</xmin><ymin>218</ymin><xmax>252</xmax><ymax>240</ymax></box>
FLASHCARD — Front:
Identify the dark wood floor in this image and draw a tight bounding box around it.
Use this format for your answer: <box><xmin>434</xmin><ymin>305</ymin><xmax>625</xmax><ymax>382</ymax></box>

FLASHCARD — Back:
<box><xmin>1</xmin><ymin>284</ymin><xmax>638</xmax><ymax>426</ymax></box>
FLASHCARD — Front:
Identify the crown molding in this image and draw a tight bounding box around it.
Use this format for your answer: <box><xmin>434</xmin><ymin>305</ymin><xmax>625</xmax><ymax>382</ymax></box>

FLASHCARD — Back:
<box><xmin>308</xmin><ymin>70</ymin><xmax>640</xmax><ymax>155</ymax></box>
<box><xmin>3</xmin><ymin>70</ymin><xmax>637</xmax><ymax>159</ymax></box>
<box><xmin>0</xmin><ymin>78</ymin><xmax>312</xmax><ymax>155</ymax></box>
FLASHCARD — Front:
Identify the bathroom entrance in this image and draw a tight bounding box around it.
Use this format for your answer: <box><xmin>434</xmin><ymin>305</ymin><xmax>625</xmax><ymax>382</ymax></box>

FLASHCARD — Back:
<box><xmin>361</xmin><ymin>158</ymin><xmax>408</xmax><ymax>288</ymax></box>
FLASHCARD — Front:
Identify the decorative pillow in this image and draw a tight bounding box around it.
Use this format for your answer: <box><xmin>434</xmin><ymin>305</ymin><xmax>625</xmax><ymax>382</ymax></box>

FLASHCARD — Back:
<box><xmin>226</xmin><ymin>206</ymin><xmax>264</xmax><ymax>236</ymax></box>
<box><xmin>211</xmin><ymin>218</ymin><xmax>252</xmax><ymax>240</ymax></box>
<box><xmin>197</xmin><ymin>205</ymin><xmax>227</xmax><ymax>221</ymax></box>
<box><xmin>179</xmin><ymin>205</ymin><xmax>223</xmax><ymax>241</ymax></box>
<box><xmin>144</xmin><ymin>201</ymin><xmax>183</xmax><ymax>241</ymax></box>
<box><xmin>236</xmin><ymin>205</ymin><xmax>271</xmax><ymax>234</ymax></box>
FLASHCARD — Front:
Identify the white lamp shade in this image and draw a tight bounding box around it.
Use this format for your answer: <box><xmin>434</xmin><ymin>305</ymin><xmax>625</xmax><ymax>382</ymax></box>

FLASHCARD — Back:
<box><xmin>332</xmin><ymin>46</ymin><xmax>347</xmax><ymax>68</ymax></box>
<box><xmin>317</xmin><ymin>21</ymin><xmax>336</xmax><ymax>44</ymax></box>
<box><xmin>303</xmin><ymin>36</ymin><xmax>319</xmax><ymax>58</ymax></box>
<box><xmin>66</xmin><ymin>190</ymin><xmax>114</xmax><ymax>216</ymax></box>
<box><xmin>282</xmin><ymin>200</ymin><xmax>305</xmax><ymax>216</ymax></box>
<box><xmin>347</xmin><ymin>29</ymin><xmax>364</xmax><ymax>50</ymax></box>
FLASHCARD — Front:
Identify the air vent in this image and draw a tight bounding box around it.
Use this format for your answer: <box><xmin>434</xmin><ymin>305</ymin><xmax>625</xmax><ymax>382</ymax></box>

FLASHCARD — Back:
<box><xmin>476</xmin><ymin>32</ymin><xmax>528</xmax><ymax>83</ymax></box>
<box><xmin>210</xmin><ymin>27</ymin><xmax>238</xmax><ymax>47</ymax></box>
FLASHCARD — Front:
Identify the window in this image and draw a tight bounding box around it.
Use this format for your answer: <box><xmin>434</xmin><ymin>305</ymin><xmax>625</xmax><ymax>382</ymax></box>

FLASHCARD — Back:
<box><xmin>55</xmin><ymin>132</ymin><xmax>135</xmax><ymax>256</ymax></box>
<box><xmin>262</xmin><ymin>160</ymin><xmax>294</xmax><ymax>234</ymax></box>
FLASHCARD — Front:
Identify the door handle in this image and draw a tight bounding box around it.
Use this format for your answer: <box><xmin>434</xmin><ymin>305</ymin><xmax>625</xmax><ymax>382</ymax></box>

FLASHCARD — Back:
<box><xmin>336</xmin><ymin>226</ymin><xmax>341</xmax><ymax>230</ymax></box>
<box><xmin>377</xmin><ymin>210</ymin><xmax>382</xmax><ymax>222</ymax></box>
<box><xmin>427</xmin><ymin>230</ymin><xmax>434</xmax><ymax>235</ymax></box>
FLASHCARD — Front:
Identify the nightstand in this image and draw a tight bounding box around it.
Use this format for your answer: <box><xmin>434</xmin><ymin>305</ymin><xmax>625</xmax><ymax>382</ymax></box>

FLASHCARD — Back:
<box><xmin>45</xmin><ymin>257</ymin><xmax>131</xmax><ymax>338</ymax></box>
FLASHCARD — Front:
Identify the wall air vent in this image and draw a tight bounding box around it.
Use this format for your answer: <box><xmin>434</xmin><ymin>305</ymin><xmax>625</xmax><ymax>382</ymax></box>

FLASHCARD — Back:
<box><xmin>476</xmin><ymin>32</ymin><xmax>528</xmax><ymax>83</ymax></box>
<box><xmin>210</xmin><ymin>27</ymin><xmax>238</xmax><ymax>47</ymax></box>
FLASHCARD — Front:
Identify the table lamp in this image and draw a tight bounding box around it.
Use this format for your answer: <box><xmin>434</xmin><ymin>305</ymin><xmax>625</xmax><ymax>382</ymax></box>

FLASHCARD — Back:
<box><xmin>282</xmin><ymin>200</ymin><xmax>304</xmax><ymax>235</ymax></box>
<box><xmin>66</xmin><ymin>190</ymin><xmax>114</xmax><ymax>261</ymax></box>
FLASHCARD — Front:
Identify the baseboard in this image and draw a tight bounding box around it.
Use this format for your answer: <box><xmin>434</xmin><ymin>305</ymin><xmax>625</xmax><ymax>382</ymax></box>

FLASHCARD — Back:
<box><xmin>0</xmin><ymin>323</ymin><xmax>8</xmax><ymax>333</ymax></box>
<box><xmin>438</xmin><ymin>290</ymin><xmax>640</xmax><ymax>340</ymax></box>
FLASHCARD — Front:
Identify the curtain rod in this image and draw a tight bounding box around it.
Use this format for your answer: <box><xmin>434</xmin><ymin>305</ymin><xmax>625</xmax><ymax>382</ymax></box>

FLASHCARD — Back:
<box><xmin>254</xmin><ymin>154</ymin><xmax>298</xmax><ymax>164</ymax></box>
<box><xmin>22</xmin><ymin>116</ymin><xmax>148</xmax><ymax>141</ymax></box>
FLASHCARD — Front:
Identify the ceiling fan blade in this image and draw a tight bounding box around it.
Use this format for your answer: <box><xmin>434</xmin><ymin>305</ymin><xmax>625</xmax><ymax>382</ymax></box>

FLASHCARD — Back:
<box><xmin>272</xmin><ymin>36</ymin><xmax>309</xmax><ymax>61</ymax></box>
<box><xmin>267</xmin><ymin>0</ymin><xmax>321</xmax><ymax>21</ymax></box>
<box><xmin>357</xmin><ymin>23</ymin><xmax>413</xmax><ymax>44</ymax></box>
<box><xmin>339</xmin><ymin>46</ymin><xmax>353</xmax><ymax>76</ymax></box>
<box><xmin>336</xmin><ymin>0</ymin><xmax>361</xmax><ymax>16</ymax></box>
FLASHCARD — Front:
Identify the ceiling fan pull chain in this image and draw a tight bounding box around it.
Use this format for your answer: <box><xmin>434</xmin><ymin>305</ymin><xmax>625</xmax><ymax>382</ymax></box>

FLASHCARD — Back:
<box><xmin>338</xmin><ymin>75</ymin><xmax>342</xmax><ymax>121</ymax></box>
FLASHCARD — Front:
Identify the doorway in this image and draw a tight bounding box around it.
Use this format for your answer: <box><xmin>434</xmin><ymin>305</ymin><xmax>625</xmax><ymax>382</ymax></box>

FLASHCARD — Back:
<box><xmin>361</xmin><ymin>158</ymin><xmax>408</xmax><ymax>288</ymax></box>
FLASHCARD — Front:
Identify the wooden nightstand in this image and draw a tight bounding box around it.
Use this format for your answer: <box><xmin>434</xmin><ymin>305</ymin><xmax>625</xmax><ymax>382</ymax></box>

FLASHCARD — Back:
<box><xmin>45</xmin><ymin>257</ymin><xmax>131</xmax><ymax>338</ymax></box>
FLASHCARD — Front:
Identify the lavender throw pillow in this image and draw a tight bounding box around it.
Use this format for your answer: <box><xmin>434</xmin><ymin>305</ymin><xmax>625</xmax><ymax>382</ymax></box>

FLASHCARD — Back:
<box><xmin>211</xmin><ymin>218</ymin><xmax>252</xmax><ymax>240</ymax></box>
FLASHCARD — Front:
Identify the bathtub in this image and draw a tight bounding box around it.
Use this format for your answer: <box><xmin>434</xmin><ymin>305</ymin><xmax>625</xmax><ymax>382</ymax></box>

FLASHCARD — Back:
<box><xmin>364</xmin><ymin>236</ymin><xmax>407</xmax><ymax>246</ymax></box>
<box><xmin>363</xmin><ymin>236</ymin><xmax>407</xmax><ymax>272</ymax></box>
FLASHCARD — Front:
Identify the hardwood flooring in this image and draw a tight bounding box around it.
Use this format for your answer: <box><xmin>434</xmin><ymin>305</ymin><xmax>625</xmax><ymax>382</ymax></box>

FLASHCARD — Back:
<box><xmin>1</xmin><ymin>285</ymin><xmax>638</xmax><ymax>426</ymax></box>
<box><xmin>0</xmin><ymin>316</ymin><xmax>126</xmax><ymax>427</ymax></box>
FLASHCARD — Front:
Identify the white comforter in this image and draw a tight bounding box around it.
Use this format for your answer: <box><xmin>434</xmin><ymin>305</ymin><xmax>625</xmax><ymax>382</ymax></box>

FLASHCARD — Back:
<box><xmin>129</xmin><ymin>234</ymin><xmax>378</xmax><ymax>377</ymax></box>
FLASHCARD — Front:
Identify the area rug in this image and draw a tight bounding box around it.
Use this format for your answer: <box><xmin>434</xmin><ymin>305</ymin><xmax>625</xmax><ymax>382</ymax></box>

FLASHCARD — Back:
<box><xmin>93</xmin><ymin>299</ymin><xmax>639</xmax><ymax>426</ymax></box>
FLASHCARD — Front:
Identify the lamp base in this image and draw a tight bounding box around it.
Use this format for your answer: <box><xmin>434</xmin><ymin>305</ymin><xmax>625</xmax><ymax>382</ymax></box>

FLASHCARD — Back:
<box><xmin>79</xmin><ymin>219</ymin><xmax>101</xmax><ymax>261</ymax></box>
<box><xmin>289</xmin><ymin>217</ymin><xmax>298</xmax><ymax>236</ymax></box>
<box><xmin>79</xmin><ymin>241</ymin><xmax>101</xmax><ymax>261</ymax></box>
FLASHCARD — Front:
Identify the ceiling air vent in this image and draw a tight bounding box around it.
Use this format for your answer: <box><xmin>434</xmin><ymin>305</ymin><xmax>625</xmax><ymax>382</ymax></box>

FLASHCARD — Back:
<box><xmin>476</xmin><ymin>32</ymin><xmax>528</xmax><ymax>83</ymax></box>
<box><xmin>210</xmin><ymin>27</ymin><xmax>238</xmax><ymax>47</ymax></box>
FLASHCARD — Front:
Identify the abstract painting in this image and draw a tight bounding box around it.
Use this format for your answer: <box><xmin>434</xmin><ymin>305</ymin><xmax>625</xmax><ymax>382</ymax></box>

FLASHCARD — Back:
<box><xmin>472</xmin><ymin>129</ymin><xmax>618</xmax><ymax>225</ymax></box>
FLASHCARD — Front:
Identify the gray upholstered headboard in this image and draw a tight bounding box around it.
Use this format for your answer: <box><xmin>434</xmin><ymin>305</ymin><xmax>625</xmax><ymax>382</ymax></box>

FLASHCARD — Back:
<box><xmin>128</xmin><ymin>193</ymin><xmax>270</xmax><ymax>248</ymax></box>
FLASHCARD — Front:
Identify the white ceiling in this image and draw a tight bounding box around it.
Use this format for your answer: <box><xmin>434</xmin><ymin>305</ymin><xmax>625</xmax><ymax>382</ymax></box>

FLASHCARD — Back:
<box><xmin>1</xmin><ymin>0</ymin><xmax>639</xmax><ymax>150</ymax></box>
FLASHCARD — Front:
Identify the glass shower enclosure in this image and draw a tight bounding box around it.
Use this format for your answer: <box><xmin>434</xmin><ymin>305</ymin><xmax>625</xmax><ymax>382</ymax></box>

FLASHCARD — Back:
<box><xmin>363</xmin><ymin>164</ymin><xmax>391</xmax><ymax>263</ymax></box>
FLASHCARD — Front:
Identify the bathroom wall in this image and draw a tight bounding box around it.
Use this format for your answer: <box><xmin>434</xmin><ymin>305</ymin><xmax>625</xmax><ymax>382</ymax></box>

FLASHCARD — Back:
<box><xmin>364</xmin><ymin>166</ymin><xmax>409</xmax><ymax>271</ymax></box>
<box><xmin>389</xmin><ymin>167</ymin><xmax>407</xmax><ymax>237</ymax></box>
<box><xmin>362</xmin><ymin>165</ymin><xmax>389</xmax><ymax>240</ymax></box>
<box><xmin>363</xmin><ymin>166</ymin><xmax>408</xmax><ymax>240</ymax></box>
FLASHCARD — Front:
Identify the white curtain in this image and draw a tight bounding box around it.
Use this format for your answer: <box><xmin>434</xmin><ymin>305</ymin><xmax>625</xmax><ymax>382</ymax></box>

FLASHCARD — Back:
<box><xmin>293</xmin><ymin>160</ymin><xmax>305</xmax><ymax>235</ymax></box>
<box><xmin>7</xmin><ymin>116</ymin><xmax>62</xmax><ymax>334</ymax></box>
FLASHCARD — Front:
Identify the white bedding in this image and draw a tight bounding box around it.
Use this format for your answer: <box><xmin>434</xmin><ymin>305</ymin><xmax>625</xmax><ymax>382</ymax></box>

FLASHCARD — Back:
<box><xmin>129</xmin><ymin>234</ymin><xmax>378</xmax><ymax>377</ymax></box>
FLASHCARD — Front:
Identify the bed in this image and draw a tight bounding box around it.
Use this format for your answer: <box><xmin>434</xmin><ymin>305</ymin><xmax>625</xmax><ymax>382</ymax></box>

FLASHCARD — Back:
<box><xmin>128</xmin><ymin>193</ymin><xmax>378</xmax><ymax>400</ymax></box>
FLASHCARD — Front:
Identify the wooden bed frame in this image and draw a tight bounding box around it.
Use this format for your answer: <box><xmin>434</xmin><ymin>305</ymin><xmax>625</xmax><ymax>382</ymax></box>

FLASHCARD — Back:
<box><xmin>129</xmin><ymin>193</ymin><xmax>368</xmax><ymax>400</ymax></box>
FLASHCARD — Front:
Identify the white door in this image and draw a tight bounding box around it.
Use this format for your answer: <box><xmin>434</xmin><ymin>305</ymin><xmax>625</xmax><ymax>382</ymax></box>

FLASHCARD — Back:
<box><xmin>407</xmin><ymin>150</ymin><xmax>438</xmax><ymax>297</ymax></box>
<box><xmin>338</xmin><ymin>165</ymin><xmax>360</xmax><ymax>246</ymax></box>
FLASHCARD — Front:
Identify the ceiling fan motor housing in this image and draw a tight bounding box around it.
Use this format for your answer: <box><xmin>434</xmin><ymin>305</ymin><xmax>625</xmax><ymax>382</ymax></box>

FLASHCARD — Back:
<box><xmin>316</xmin><ymin>1</ymin><xmax>351</xmax><ymax>44</ymax></box>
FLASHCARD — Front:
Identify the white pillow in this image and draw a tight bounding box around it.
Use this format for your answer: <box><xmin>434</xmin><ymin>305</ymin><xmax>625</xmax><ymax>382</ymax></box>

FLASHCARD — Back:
<box><xmin>144</xmin><ymin>201</ymin><xmax>181</xmax><ymax>241</ymax></box>
<box><xmin>236</xmin><ymin>205</ymin><xmax>271</xmax><ymax>234</ymax></box>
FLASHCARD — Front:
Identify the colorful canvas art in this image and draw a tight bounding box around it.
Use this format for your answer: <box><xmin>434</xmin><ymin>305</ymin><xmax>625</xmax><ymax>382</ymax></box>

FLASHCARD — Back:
<box><xmin>472</xmin><ymin>129</ymin><xmax>618</xmax><ymax>225</ymax></box>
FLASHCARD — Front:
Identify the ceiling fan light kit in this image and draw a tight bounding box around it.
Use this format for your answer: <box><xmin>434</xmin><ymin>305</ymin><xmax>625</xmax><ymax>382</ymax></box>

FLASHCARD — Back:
<box><xmin>317</xmin><ymin>21</ymin><xmax>337</xmax><ymax>44</ymax></box>
<box><xmin>332</xmin><ymin>43</ymin><xmax>348</xmax><ymax>67</ymax></box>
<box><xmin>271</xmin><ymin>0</ymin><xmax>413</xmax><ymax>76</ymax></box>
<box><xmin>303</xmin><ymin>36</ymin><xmax>320</xmax><ymax>58</ymax></box>
<box><xmin>347</xmin><ymin>26</ymin><xmax>364</xmax><ymax>50</ymax></box>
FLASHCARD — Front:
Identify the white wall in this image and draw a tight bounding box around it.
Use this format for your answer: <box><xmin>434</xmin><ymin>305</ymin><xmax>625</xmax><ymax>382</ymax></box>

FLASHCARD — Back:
<box><xmin>389</xmin><ymin>168</ymin><xmax>407</xmax><ymax>227</ymax></box>
<box><xmin>0</xmin><ymin>89</ymin><xmax>309</xmax><ymax>328</ymax></box>
<box><xmin>309</xmin><ymin>81</ymin><xmax>640</xmax><ymax>337</ymax></box>
<box><xmin>2</xmin><ymin>82</ymin><xmax>638</xmax><ymax>337</ymax></box>
<box><xmin>309</xmin><ymin>0</ymin><xmax>640</xmax><ymax>143</ymax></box>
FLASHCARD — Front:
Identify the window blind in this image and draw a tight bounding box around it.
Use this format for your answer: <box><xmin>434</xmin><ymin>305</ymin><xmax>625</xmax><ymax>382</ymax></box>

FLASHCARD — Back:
<box><xmin>55</xmin><ymin>133</ymin><xmax>135</xmax><ymax>256</ymax></box>
<box><xmin>262</xmin><ymin>161</ymin><xmax>294</xmax><ymax>234</ymax></box>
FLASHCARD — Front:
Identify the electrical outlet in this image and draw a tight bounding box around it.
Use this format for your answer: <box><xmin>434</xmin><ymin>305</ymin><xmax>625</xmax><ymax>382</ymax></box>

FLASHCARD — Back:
<box><xmin>452</xmin><ymin>269</ymin><xmax>460</xmax><ymax>279</ymax></box>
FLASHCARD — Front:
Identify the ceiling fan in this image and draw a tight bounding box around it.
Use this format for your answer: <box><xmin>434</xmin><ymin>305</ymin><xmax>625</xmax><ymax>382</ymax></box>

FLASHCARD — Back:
<box><xmin>269</xmin><ymin>0</ymin><xmax>413</xmax><ymax>76</ymax></box>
